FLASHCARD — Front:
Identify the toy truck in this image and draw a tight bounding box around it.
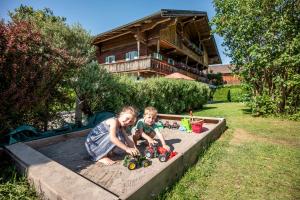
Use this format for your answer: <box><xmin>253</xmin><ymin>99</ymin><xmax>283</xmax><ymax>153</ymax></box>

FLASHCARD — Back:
<box><xmin>123</xmin><ymin>155</ymin><xmax>152</xmax><ymax>170</ymax></box>
<box><xmin>163</xmin><ymin>121</ymin><xmax>180</xmax><ymax>129</ymax></box>
<box><xmin>144</xmin><ymin>144</ymin><xmax>171</xmax><ymax>162</ymax></box>
<box><xmin>171</xmin><ymin>121</ymin><xmax>180</xmax><ymax>129</ymax></box>
<box><xmin>163</xmin><ymin>121</ymin><xmax>172</xmax><ymax>129</ymax></box>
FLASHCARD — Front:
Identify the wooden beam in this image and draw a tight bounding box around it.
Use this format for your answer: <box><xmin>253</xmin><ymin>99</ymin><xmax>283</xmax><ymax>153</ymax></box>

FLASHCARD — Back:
<box><xmin>141</xmin><ymin>18</ymin><xmax>171</xmax><ymax>32</ymax></box>
<box><xmin>101</xmin><ymin>41</ymin><xmax>136</xmax><ymax>52</ymax></box>
<box><xmin>181</xmin><ymin>17</ymin><xmax>195</xmax><ymax>25</ymax></box>
<box><xmin>163</xmin><ymin>49</ymin><xmax>177</xmax><ymax>54</ymax></box>
<box><xmin>94</xmin><ymin>31</ymin><xmax>132</xmax><ymax>44</ymax></box>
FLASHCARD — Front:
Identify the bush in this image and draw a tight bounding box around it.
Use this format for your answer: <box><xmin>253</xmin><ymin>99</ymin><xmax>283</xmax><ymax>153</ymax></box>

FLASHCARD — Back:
<box><xmin>74</xmin><ymin>62</ymin><xmax>123</xmax><ymax>115</ymax></box>
<box><xmin>74</xmin><ymin>68</ymin><xmax>210</xmax><ymax>115</ymax></box>
<box><xmin>247</xmin><ymin>94</ymin><xmax>277</xmax><ymax>116</ymax></box>
<box><xmin>0</xmin><ymin>20</ymin><xmax>80</xmax><ymax>132</ymax></box>
<box><xmin>227</xmin><ymin>90</ymin><xmax>231</xmax><ymax>102</ymax></box>
<box><xmin>137</xmin><ymin>78</ymin><xmax>209</xmax><ymax>114</ymax></box>
<box><xmin>0</xmin><ymin>6</ymin><xmax>94</xmax><ymax>132</ymax></box>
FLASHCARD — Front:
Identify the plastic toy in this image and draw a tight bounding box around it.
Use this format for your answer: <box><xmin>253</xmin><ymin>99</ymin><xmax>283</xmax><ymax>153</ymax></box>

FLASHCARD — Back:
<box><xmin>171</xmin><ymin>121</ymin><xmax>180</xmax><ymax>129</ymax></box>
<box><xmin>144</xmin><ymin>144</ymin><xmax>177</xmax><ymax>162</ymax></box>
<box><xmin>123</xmin><ymin>155</ymin><xmax>152</xmax><ymax>170</ymax></box>
<box><xmin>191</xmin><ymin>120</ymin><xmax>204</xmax><ymax>133</ymax></box>
<box><xmin>189</xmin><ymin>110</ymin><xmax>204</xmax><ymax>133</ymax></box>
<box><xmin>162</xmin><ymin>121</ymin><xmax>179</xmax><ymax>129</ymax></box>
<box><xmin>180</xmin><ymin>118</ymin><xmax>192</xmax><ymax>132</ymax></box>
<box><xmin>163</xmin><ymin>121</ymin><xmax>171</xmax><ymax>129</ymax></box>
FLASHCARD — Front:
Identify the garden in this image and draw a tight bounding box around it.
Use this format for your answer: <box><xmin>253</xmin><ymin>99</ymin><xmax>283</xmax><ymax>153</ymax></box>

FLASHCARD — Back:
<box><xmin>1</xmin><ymin>102</ymin><xmax>299</xmax><ymax>200</ymax></box>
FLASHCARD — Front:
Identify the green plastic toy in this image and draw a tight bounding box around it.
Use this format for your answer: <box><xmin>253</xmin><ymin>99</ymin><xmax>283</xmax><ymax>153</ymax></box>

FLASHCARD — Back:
<box><xmin>123</xmin><ymin>155</ymin><xmax>152</xmax><ymax>170</ymax></box>
<box><xmin>180</xmin><ymin>118</ymin><xmax>192</xmax><ymax>132</ymax></box>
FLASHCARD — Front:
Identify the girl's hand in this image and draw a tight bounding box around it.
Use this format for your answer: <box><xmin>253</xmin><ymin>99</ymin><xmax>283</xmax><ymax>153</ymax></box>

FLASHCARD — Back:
<box><xmin>163</xmin><ymin>144</ymin><xmax>170</xmax><ymax>152</ymax></box>
<box><xmin>148</xmin><ymin>138</ymin><xmax>158</xmax><ymax>146</ymax></box>
<box><xmin>126</xmin><ymin>147</ymin><xmax>140</xmax><ymax>156</ymax></box>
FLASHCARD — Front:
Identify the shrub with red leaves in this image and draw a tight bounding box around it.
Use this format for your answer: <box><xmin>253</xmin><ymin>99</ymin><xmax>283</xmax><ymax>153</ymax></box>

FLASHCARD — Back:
<box><xmin>0</xmin><ymin>20</ymin><xmax>80</xmax><ymax>132</ymax></box>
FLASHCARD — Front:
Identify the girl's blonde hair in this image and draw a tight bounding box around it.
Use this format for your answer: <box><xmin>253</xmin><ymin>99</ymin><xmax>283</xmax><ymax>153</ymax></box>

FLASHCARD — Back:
<box><xmin>144</xmin><ymin>106</ymin><xmax>158</xmax><ymax>117</ymax></box>
<box><xmin>119</xmin><ymin>106</ymin><xmax>138</xmax><ymax>121</ymax></box>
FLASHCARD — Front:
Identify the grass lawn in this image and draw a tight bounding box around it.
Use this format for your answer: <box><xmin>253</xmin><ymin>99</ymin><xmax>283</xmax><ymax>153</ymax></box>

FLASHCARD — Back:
<box><xmin>1</xmin><ymin>102</ymin><xmax>299</xmax><ymax>199</ymax></box>
<box><xmin>160</xmin><ymin>102</ymin><xmax>300</xmax><ymax>200</ymax></box>
<box><xmin>0</xmin><ymin>158</ymin><xmax>38</xmax><ymax>200</ymax></box>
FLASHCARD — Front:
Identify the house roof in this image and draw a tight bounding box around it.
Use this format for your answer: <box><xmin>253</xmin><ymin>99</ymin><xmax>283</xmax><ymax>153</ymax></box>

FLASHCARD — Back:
<box><xmin>208</xmin><ymin>64</ymin><xmax>233</xmax><ymax>74</ymax></box>
<box><xmin>92</xmin><ymin>9</ymin><xmax>221</xmax><ymax>64</ymax></box>
<box><xmin>164</xmin><ymin>72</ymin><xmax>195</xmax><ymax>81</ymax></box>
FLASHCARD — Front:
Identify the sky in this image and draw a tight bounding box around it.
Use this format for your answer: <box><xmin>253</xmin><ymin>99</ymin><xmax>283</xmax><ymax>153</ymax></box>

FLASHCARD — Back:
<box><xmin>0</xmin><ymin>0</ymin><xmax>231</xmax><ymax>64</ymax></box>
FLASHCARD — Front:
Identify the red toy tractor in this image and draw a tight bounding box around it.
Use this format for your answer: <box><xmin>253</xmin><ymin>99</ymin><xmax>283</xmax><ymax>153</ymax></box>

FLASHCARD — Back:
<box><xmin>144</xmin><ymin>144</ymin><xmax>177</xmax><ymax>162</ymax></box>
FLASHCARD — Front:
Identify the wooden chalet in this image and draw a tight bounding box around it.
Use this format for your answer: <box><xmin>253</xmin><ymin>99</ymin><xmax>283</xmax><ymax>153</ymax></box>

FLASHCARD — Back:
<box><xmin>208</xmin><ymin>64</ymin><xmax>241</xmax><ymax>85</ymax></box>
<box><xmin>93</xmin><ymin>9</ymin><xmax>222</xmax><ymax>81</ymax></box>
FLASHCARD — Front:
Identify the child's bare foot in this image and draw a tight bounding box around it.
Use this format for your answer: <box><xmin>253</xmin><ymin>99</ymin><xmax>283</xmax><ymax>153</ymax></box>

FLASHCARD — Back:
<box><xmin>97</xmin><ymin>157</ymin><xmax>116</xmax><ymax>165</ymax></box>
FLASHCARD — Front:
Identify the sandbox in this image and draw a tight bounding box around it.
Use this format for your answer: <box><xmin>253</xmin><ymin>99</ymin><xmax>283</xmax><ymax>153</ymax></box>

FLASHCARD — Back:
<box><xmin>5</xmin><ymin>114</ymin><xmax>226</xmax><ymax>200</ymax></box>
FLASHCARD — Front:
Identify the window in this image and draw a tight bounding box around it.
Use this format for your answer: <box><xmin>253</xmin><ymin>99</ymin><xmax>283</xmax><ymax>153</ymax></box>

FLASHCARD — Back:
<box><xmin>153</xmin><ymin>52</ymin><xmax>163</xmax><ymax>60</ymax></box>
<box><xmin>168</xmin><ymin>58</ymin><xmax>175</xmax><ymax>65</ymax></box>
<box><xmin>105</xmin><ymin>55</ymin><xmax>115</xmax><ymax>64</ymax></box>
<box><xmin>125</xmin><ymin>51</ymin><xmax>138</xmax><ymax>61</ymax></box>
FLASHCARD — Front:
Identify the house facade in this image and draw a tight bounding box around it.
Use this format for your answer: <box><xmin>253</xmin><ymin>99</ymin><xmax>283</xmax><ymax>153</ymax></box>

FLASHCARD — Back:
<box><xmin>93</xmin><ymin>9</ymin><xmax>221</xmax><ymax>81</ymax></box>
<box><xmin>208</xmin><ymin>64</ymin><xmax>241</xmax><ymax>85</ymax></box>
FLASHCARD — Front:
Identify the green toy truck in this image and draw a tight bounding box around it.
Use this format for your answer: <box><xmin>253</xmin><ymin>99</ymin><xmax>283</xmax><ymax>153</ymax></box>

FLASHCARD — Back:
<box><xmin>123</xmin><ymin>155</ymin><xmax>152</xmax><ymax>170</ymax></box>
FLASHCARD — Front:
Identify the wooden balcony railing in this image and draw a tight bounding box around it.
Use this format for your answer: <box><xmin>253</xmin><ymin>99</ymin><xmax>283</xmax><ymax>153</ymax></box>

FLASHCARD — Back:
<box><xmin>103</xmin><ymin>56</ymin><xmax>151</xmax><ymax>73</ymax></box>
<box><xmin>102</xmin><ymin>56</ymin><xmax>207</xmax><ymax>82</ymax></box>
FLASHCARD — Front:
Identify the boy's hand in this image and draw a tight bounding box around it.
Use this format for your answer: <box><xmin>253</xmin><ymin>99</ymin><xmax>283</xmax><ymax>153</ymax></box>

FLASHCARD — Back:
<box><xmin>163</xmin><ymin>144</ymin><xmax>170</xmax><ymax>152</ymax></box>
<box><xmin>126</xmin><ymin>147</ymin><xmax>140</xmax><ymax>156</ymax></box>
<box><xmin>148</xmin><ymin>138</ymin><xmax>158</xmax><ymax>146</ymax></box>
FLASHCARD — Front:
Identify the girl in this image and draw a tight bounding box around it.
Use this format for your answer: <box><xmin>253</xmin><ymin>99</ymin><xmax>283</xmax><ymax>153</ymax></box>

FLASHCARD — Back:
<box><xmin>85</xmin><ymin>106</ymin><xmax>140</xmax><ymax>165</ymax></box>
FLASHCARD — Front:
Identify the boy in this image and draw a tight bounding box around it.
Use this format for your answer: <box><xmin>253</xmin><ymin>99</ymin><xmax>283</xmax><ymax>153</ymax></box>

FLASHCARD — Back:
<box><xmin>133</xmin><ymin>106</ymin><xmax>170</xmax><ymax>151</ymax></box>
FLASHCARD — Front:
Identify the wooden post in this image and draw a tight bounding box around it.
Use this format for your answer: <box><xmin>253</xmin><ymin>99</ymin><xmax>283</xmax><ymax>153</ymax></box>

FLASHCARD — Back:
<box><xmin>157</xmin><ymin>40</ymin><xmax>160</xmax><ymax>53</ymax></box>
<box><xmin>137</xmin><ymin>71</ymin><xmax>141</xmax><ymax>80</ymax></box>
<box><xmin>137</xmin><ymin>40</ymin><xmax>140</xmax><ymax>58</ymax></box>
<box><xmin>75</xmin><ymin>97</ymin><xmax>82</xmax><ymax>127</ymax></box>
<box><xmin>135</xmin><ymin>29</ymin><xmax>142</xmax><ymax>58</ymax></box>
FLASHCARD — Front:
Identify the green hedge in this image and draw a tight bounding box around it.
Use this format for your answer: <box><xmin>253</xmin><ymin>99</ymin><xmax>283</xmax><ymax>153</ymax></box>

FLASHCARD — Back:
<box><xmin>135</xmin><ymin>78</ymin><xmax>209</xmax><ymax>114</ymax></box>
<box><xmin>75</xmin><ymin>64</ymin><xmax>210</xmax><ymax>114</ymax></box>
<box><xmin>213</xmin><ymin>85</ymin><xmax>247</xmax><ymax>102</ymax></box>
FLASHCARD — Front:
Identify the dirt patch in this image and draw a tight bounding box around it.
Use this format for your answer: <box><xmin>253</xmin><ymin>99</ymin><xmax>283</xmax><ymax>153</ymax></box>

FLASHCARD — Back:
<box><xmin>230</xmin><ymin>128</ymin><xmax>299</xmax><ymax>147</ymax></box>
<box><xmin>230</xmin><ymin>129</ymin><xmax>257</xmax><ymax>145</ymax></box>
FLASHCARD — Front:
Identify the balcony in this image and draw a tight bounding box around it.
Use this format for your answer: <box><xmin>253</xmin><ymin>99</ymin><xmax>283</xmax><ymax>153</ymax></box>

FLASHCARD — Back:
<box><xmin>102</xmin><ymin>56</ymin><xmax>207</xmax><ymax>82</ymax></box>
<box><xmin>160</xmin><ymin>27</ymin><xmax>204</xmax><ymax>65</ymax></box>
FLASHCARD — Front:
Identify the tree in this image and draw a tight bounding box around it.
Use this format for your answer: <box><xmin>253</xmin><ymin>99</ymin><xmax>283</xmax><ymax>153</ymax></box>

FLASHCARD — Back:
<box><xmin>9</xmin><ymin>5</ymin><xmax>95</xmax><ymax>70</ymax></box>
<box><xmin>0</xmin><ymin>5</ymin><xmax>95</xmax><ymax>132</ymax></box>
<box><xmin>212</xmin><ymin>0</ymin><xmax>300</xmax><ymax>116</ymax></box>
<box><xmin>0</xmin><ymin>20</ymin><xmax>80</xmax><ymax>131</ymax></box>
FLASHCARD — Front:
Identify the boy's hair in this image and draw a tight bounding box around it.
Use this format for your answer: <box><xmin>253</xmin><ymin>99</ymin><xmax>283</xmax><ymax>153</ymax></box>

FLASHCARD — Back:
<box><xmin>144</xmin><ymin>106</ymin><xmax>158</xmax><ymax>117</ymax></box>
<box><xmin>119</xmin><ymin>106</ymin><xmax>138</xmax><ymax>120</ymax></box>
